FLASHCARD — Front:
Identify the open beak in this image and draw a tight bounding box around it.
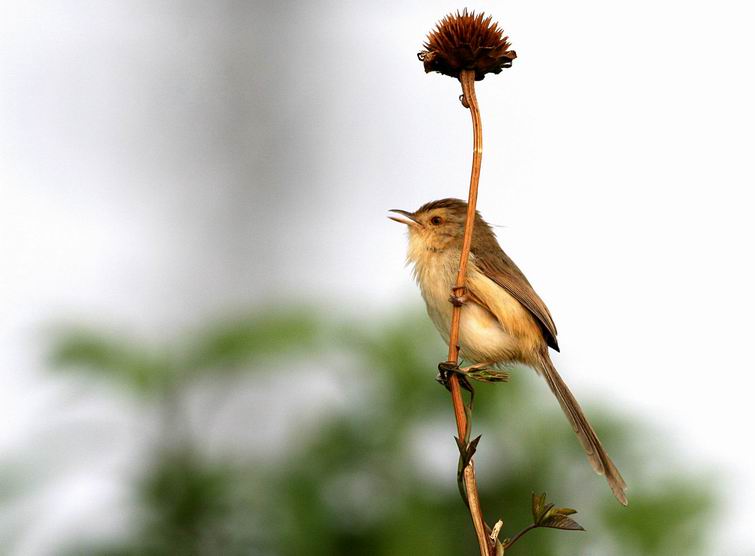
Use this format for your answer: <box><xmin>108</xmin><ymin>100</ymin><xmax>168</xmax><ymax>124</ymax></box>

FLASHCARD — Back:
<box><xmin>388</xmin><ymin>209</ymin><xmax>422</xmax><ymax>227</ymax></box>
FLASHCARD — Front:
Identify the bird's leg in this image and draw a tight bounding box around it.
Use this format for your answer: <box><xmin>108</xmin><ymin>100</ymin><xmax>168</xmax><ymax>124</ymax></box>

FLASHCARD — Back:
<box><xmin>448</xmin><ymin>286</ymin><xmax>468</xmax><ymax>307</ymax></box>
<box><xmin>459</xmin><ymin>361</ymin><xmax>498</xmax><ymax>373</ymax></box>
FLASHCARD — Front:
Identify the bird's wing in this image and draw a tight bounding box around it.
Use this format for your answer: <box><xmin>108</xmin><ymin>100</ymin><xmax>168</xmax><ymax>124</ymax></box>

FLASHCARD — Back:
<box><xmin>469</xmin><ymin>246</ymin><xmax>559</xmax><ymax>351</ymax></box>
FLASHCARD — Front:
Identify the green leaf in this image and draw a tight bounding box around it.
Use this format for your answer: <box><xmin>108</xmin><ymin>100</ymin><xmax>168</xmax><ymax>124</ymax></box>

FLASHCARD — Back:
<box><xmin>531</xmin><ymin>492</ymin><xmax>547</xmax><ymax>523</ymax></box>
<box><xmin>467</xmin><ymin>435</ymin><xmax>481</xmax><ymax>462</ymax></box>
<box><xmin>455</xmin><ymin>435</ymin><xmax>481</xmax><ymax>469</ymax></box>
<box><xmin>454</xmin><ymin>436</ymin><xmax>467</xmax><ymax>459</ymax></box>
<box><xmin>531</xmin><ymin>492</ymin><xmax>584</xmax><ymax>531</ymax></box>
<box><xmin>186</xmin><ymin>310</ymin><xmax>321</xmax><ymax>371</ymax></box>
<box><xmin>50</xmin><ymin>329</ymin><xmax>174</xmax><ymax>395</ymax></box>
<box><xmin>540</xmin><ymin>513</ymin><xmax>584</xmax><ymax>531</ymax></box>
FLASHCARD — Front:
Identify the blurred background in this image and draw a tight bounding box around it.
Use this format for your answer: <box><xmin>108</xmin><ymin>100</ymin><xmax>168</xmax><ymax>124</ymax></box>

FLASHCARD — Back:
<box><xmin>1</xmin><ymin>1</ymin><xmax>753</xmax><ymax>554</ymax></box>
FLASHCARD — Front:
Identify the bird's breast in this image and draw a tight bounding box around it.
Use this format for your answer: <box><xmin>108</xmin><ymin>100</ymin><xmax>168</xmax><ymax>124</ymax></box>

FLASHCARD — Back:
<box><xmin>412</xmin><ymin>251</ymin><xmax>522</xmax><ymax>363</ymax></box>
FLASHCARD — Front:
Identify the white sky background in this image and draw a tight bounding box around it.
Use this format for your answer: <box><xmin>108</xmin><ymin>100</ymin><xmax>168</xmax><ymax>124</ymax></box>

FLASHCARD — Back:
<box><xmin>1</xmin><ymin>0</ymin><xmax>754</xmax><ymax>553</ymax></box>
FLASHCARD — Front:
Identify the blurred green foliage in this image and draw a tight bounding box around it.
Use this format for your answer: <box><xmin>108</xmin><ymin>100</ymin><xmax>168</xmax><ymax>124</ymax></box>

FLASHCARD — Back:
<box><xmin>50</xmin><ymin>308</ymin><xmax>716</xmax><ymax>555</ymax></box>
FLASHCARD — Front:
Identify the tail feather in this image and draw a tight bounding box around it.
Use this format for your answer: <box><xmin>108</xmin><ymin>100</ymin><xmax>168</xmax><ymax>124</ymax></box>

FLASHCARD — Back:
<box><xmin>536</xmin><ymin>351</ymin><xmax>628</xmax><ymax>506</ymax></box>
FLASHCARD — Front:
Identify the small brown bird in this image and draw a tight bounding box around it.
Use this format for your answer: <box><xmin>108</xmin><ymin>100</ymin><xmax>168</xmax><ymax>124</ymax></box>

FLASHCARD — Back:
<box><xmin>389</xmin><ymin>198</ymin><xmax>628</xmax><ymax>505</ymax></box>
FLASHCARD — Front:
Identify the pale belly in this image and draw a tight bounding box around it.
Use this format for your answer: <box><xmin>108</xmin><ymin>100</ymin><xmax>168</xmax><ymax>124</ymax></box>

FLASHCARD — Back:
<box><xmin>421</xmin><ymin>278</ymin><xmax>522</xmax><ymax>364</ymax></box>
<box><xmin>411</xmin><ymin>246</ymin><xmax>542</xmax><ymax>364</ymax></box>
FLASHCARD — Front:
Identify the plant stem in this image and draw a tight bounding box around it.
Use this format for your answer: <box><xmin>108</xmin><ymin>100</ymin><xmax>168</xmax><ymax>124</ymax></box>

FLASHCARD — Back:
<box><xmin>446</xmin><ymin>68</ymin><xmax>490</xmax><ymax>556</ymax></box>
<box><xmin>504</xmin><ymin>524</ymin><xmax>537</xmax><ymax>551</ymax></box>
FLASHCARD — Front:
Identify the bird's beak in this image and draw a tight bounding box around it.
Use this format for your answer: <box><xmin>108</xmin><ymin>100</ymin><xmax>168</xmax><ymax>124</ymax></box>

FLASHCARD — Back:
<box><xmin>388</xmin><ymin>209</ymin><xmax>422</xmax><ymax>228</ymax></box>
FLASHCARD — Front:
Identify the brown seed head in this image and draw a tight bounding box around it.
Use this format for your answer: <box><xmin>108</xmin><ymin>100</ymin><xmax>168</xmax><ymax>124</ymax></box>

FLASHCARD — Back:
<box><xmin>418</xmin><ymin>9</ymin><xmax>516</xmax><ymax>81</ymax></box>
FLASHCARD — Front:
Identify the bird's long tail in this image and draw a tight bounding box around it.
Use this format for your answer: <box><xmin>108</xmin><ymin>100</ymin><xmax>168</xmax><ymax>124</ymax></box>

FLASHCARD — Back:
<box><xmin>535</xmin><ymin>350</ymin><xmax>628</xmax><ymax>506</ymax></box>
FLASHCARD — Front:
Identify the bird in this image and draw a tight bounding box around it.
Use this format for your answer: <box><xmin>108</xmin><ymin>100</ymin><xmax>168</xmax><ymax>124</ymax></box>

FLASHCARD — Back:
<box><xmin>389</xmin><ymin>198</ymin><xmax>628</xmax><ymax>506</ymax></box>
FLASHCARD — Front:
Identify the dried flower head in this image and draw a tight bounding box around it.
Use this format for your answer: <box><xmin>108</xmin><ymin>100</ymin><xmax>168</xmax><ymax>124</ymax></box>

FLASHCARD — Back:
<box><xmin>418</xmin><ymin>9</ymin><xmax>516</xmax><ymax>81</ymax></box>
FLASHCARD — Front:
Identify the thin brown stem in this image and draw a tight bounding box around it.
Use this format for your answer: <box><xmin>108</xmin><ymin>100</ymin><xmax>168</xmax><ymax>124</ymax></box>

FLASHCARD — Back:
<box><xmin>446</xmin><ymin>68</ymin><xmax>490</xmax><ymax>556</ymax></box>
<box><xmin>504</xmin><ymin>524</ymin><xmax>537</xmax><ymax>551</ymax></box>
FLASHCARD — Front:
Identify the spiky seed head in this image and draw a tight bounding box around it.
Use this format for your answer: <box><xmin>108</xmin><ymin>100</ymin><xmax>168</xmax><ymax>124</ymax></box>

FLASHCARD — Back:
<box><xmin>418</xmin><ymin>9</ymin><xmax>516</xmax><ymax>81</ymax></box>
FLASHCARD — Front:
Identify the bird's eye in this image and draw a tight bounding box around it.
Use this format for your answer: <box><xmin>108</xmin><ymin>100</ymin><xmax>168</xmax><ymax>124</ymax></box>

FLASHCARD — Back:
<box><xmin>430</xmin><ymin>216</ymin><xmax>443</xmax><ymax>225</ymax></box>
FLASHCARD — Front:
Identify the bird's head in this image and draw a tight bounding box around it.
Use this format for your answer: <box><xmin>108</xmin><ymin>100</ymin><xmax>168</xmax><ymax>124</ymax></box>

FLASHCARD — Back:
<box><xmin>389</xmin><ymin>198</ymin><xmax>494</xmax><ymax>257</ymax></box>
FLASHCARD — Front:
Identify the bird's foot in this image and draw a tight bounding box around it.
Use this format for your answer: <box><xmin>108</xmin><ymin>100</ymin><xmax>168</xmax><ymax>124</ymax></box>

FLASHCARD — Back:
<box><xmin>448</xmin><ymin>287</ymin><xmax>468</xmax><ymax>307</ymax></box>
<box><xmin>436</xmin><ymin>361</ymin><xmax>477</xmax><ymax>393</ymax></box>
<box><xmin>436</xmin><ymin>361</ymin><xmax>459</xmax><ymax>390</ymax></box>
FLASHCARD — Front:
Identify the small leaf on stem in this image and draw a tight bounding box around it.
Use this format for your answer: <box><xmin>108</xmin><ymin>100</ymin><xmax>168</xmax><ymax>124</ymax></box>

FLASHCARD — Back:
<box><xmin>531</xmin><ymin>492</ymin><xmax>585</xmax><ymax>531</ymax></box>
<box><xmin>455</xmin><ymin>435</ymin><xmax>482</xmax><ymax>468</ymax></box>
